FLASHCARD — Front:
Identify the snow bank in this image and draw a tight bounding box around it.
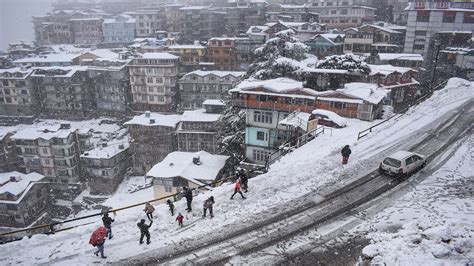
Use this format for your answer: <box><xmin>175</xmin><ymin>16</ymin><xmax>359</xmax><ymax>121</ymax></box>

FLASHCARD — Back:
<box><xmin>360</xmin><ymin>135</ymin><xmax>474</xmax><ymax>265</ymax></box>
<box><xmin>311</xmin><ymin>109</ymin><xmax>347</xmax><ymax>127</ymax></box>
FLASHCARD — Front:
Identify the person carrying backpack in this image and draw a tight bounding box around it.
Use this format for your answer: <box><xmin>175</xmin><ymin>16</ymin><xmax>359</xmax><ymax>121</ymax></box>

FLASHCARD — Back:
<box><xmin>143</xmin><ymin>202</ymin><xmax>155</xmax><ymax>220</ymax></box>
<box><xmin>203</xmin><ymin>196</ymin><xmax>215</xmax><ymax>218</ymax></box>
<box><xmin>89</xmin><ymin>226</ymin><xmax>108</xmax><ymax>259</ymax></box>
<box><xmin>137</xmin><ymin>219</ymin><xmax>153</xmax><ymax>245</ymax></box>
<box><xmin>341</xmin><ymin>145</ymin><xmax>352</xmax><ymax>165</ymax></box>
<box><xmin>102</xmin><ymin>213</ymin><xmax>114</xmax><ymax>239</ymax></box>
<box><xmin>166</xmin><ymin>199</ymin><xmax>175</xmax><ymax>216</ymax></box>
<box><xmin>230</xmin><ymin>180</ymin><xmax>246</xmax><ymax>200</ymax></box>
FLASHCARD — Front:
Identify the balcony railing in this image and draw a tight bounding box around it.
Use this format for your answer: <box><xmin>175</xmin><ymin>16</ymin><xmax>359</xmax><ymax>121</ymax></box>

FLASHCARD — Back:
<box><xmin>232</xmin><ymin>99</ymin><xmax>316</xmax><ymax>113</ymax></box>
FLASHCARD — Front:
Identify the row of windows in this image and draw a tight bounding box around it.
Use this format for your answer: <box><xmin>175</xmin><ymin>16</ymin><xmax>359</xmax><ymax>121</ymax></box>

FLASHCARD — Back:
<box><xmin>417</xmin><ymin>11</ymin><xmax>474</xmax><ymax>24</ymax></box>
<box><xmin>252</xmin><ymin>149</ymin><xmax>271</xmax><ymax>162</ymax></box>
<box><xmin>254</xmin><ymin>111</ymin><xmax>273</xmax><ymax>124</ymax></box>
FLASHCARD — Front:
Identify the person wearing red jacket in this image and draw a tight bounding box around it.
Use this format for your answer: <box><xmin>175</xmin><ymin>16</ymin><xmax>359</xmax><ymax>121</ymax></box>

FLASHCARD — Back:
<box><xmin>176</xmin><ymin>213</ymin><xmax>184</xmax><ymax>227</ymax></box>
<box><xmin>230</xmin><ymin>180</ymin><xmax>246</xmax><ymax>200</ymax></box>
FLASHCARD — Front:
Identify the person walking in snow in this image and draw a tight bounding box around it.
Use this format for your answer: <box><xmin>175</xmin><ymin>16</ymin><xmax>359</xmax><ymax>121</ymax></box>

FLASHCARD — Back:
<box><xmin>166</xmin><ymin>199</ymin><xmax>175</xmax><ymax>216</ymax></box>
<box><xmin>137</xmin><ymin>218</ymin><xmax>153</xmax><ymax>245</ymax></box>
<box><xmin>143</xmin><ymin>202</ymin><xmax>155</xmax><ymax>220</ymax></box>
<box><xmin>237</xmin><ymin>168</ymin><xmax>249</xmax><ymax>193</ymax></box>
<box><xmin>89</xmin><ymin>226</ymin><xmax>108</xmax><ymax>259</ymax></box>
<box><xmin>102</xmin><ymin>212</ymin><xmax>114</xmax><ymax>239</ymax></box>
<box><xmin>176</xmin><ymin>213</ymin><xmax>184</xmax><ymax>227</ymax></box>
<box><xmin>181</xmin><ymin>187</ymin><xmax>193</xmax><ymax>212</ymax></box>
<box><xmin>230</xmin><ymin>180</ymin><xmax>246</xmax><ymax>200</ymax></box>
<box><xmin>203</xmin><ymin>196</ymin><xmax>215</xmax><ymax>218</ymax></box>
<box><xmin>341</xmin><ymin>145</ymin><xmax>352</xmax><ymax>165</ymax></box>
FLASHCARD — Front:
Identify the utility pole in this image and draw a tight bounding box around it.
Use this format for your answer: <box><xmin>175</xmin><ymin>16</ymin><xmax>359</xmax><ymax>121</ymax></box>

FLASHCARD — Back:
<box><xmin>430</xmin><ymin>40</ymin><xmax>441</xmax><ymax>92</ymax></box>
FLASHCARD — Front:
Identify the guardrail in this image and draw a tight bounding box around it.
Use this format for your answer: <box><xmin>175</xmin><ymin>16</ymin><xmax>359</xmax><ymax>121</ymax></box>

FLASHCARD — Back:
<box><xmin>357</xmin><ymin>79</ymin><xmax>449</xmax><ymax>141</ymax></box>
<box><xmin>0</xmin><ymin>165</ymin><xmax>266</xmax><ymax>240</ymax></box>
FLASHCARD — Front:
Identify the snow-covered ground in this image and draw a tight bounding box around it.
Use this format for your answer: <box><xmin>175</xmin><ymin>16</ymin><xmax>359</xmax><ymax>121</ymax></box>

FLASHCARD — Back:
<box><xmin>358</xmin><ymin>135</ymin><xmax>474</xmax><ymax>265</ymax></box>
<box><xmin>0</xmin><ymin>78</ymin><xmax>472</xmax><ymax>265</ymax></box>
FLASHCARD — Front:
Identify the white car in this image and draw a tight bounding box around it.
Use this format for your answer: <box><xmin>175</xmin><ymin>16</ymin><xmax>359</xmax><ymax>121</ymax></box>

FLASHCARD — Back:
<box><xmin>379</xmin><ymin>151</ymin><xmax>427</xmax><ymax>178</ymax></box>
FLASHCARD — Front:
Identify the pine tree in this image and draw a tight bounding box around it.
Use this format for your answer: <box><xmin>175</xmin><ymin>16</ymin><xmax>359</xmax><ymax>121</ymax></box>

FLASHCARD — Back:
<box><xmin>316</xmin><ymin>54</ymin><xmax>371</xmax><ymax>74</ymax></box>
<box><xmin>215</xmin><ymin>98</ymin><xmax>246</xmax><ymax>163</ymax></box>
<box><xmin>246</xmin><ymin>29</ymin><xmax>317</xmax><ymax>81</ymax></box>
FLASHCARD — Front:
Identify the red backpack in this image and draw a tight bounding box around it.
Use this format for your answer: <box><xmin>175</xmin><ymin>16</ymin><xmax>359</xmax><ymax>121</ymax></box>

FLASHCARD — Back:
<box><xmin>89</xmin><ymin>226</ymin><xmax>107</xmax><ymax>246</ymax></box>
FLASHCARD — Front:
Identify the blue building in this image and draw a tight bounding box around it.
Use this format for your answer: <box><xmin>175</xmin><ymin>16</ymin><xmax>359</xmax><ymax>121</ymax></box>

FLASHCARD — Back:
<box><xmin>102</xmin><ymin>14</ymin><xmax>136</xmax><ymax>44</ymax></box>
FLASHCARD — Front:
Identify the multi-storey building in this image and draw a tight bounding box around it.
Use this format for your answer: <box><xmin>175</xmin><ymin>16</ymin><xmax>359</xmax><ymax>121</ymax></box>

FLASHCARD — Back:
<box><xmin>0</xmin><ymin>68</ymin><xmax>36</xmax><ymax>116</ymax></box>
<box><xmin>178</xmin><ymin>70</ymin><xmax>245</xmax><ymax>110</ymax></box>
<box><xmin>162</xmin><ymin>4</ymin><xmax>185</xmax><ymax>34</ymax></box>
<box><xmin>87</xmin><ymin>59</ymin><xmax>132</xmax><ymax>116</ymax></box>
<box><xmin>167</xmin><ymin>43</ymin><xmax>207</xmax><ymax>73</ymax></box>
<box><xmin>307</xmin><ymin>0</ymin><xmax>376</xmax><ymax>29</ymax></box>
<box><xmin>12</xmin><ymin>124</ymin><xmax>82</xmax><ymax>184</ymax></box>
<box><xmin>102</xmin><ymin>14</ymin><xmax>136</xmax><ymax>44</ymax></box>
<box><xmin>266</xmin><ymin>4</ymin><xmax>319</xmax><ymax>23</ymax></box>
<box><xmin>13</xmin><ymin>54</ymin><xmax>80</xmax><ymax>68</ymax></box>
<box><xmin>124</xmin><ymin>111</ymin><xmax>181</xmax><ymax>175</ymax></box>
<box><xmin>179</xmin><ymin>6</ymin><xmax>226</xmax><ymax>42</ymax></box>
<box><xmin>403</xmin><ymin>0</ymin><xmax>474</xmax><ymax>58</ymax></box>
<box><xmin>225</xmin><ymin>3</ymin><xmax>267</xmax><ymax>36</ymax></box>
<box><xmin>128</xmin><ymin>53</ymin><xmax>179</xmax><ymax>112</ymax></box>
<box><xmin>343</xmin><ymin>24</ymin><xmax>405</xmax><ymax>54</ymax></box>
<box><xmin>128</xmin><ymin>9</ymin><xmax>162</xmax><ymax>38</ymax></box>
<box><xmin>70</xmin><ymin>18</ymin><xmax>104</xmax><ymax>45</ymax></box>
<box><xmin>207</xmin><ymin>38</ymin><xmax>242</xmax><ymax>71</ymax></box>
<box><xmin>0</xmin><ymin>132</ymin><xmax>20</xmax><ymax>172</ymax></box>
<box><xmin>176</xmin><ymin>106</ymin><xmax>221</xmax><ymax>154</ymax></box>
<box><xmin>81</xmin><ymin>142</ymin><xmax>131</xmax><ymax>195</ymax></box>
<box><xmin>230</xmin><ymin>78</ymin><xmax>320</xmax><ymax>164</ymax></box>
<box><xmin>30</xmin><ymin>66</ymin><xmax>94</xmax><ymax>119</ymax></box>
<box><xmin>0</xmin><ymin>172</ymin><xmax>49</xmax><ymax>228</ymax></box>
<box><xmin>33</xmin><ymin>10</ymin><xmax>75</xmax><ymax>45</ymax></box>
<box><xmin>33</xmin><ymin>9</ymin><xmax>109</xmax><ymax>45</ymax></box>
<box><xmin>305</xmin><ymin>33</ymin><xmax>345</xmax><ymax>58</ymax></box>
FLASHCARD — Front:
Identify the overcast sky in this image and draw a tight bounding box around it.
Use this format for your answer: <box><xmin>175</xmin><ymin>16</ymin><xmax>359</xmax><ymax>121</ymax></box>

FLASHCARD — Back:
<box><xmin>0</xmin><ymin>0</ymin><xmax>55</xmax><ymax>50</ymax></box>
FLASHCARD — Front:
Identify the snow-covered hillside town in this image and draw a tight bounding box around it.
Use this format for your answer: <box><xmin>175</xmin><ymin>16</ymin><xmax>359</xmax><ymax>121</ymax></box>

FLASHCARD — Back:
<box><xmin>0</xmin><ymin>0</ymin><xmax>472</xmax><ymax>265</ymax></box>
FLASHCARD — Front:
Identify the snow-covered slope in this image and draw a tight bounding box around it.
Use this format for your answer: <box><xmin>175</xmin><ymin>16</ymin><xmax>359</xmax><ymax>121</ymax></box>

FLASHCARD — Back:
<box><xmin>0</xmin><ymin>78</ymin><xmax>472</xmax><ymax>265</ymax></box>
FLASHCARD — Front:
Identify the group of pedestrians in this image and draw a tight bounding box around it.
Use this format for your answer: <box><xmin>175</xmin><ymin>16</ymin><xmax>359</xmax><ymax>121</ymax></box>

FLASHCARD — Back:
<box><xmin>88</xmin><ymin>168</ymin><xmax>251</xmax><ymax>259</ymax></box>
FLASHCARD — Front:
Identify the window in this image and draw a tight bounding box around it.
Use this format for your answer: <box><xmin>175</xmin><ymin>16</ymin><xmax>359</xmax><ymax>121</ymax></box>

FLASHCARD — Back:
<box><xmin>415</xmin><ymin>30</ymin><xmax>427</xmax><ymax>36</ymax></box>
<box><xmin>252</xmin><ymin>149</ymin><xmax>271</xmax><ymax>162</ymax></box>
<box><xmin>165</xmin><ymin>186</ymin><xmax>172</xmax><ymax>192</ymax></box>
<box><xmin>2</xmin><ymin>80</ymin><xmax>8</xmax><ymax>86</ymax></box>
<box><xmin>416</xmin><ymin>11</ymin><xmax>430</xmax><ymax>22</ymax></box>
<box><xmin>147</xmin><ymin>77</ymin><xmax>153</xmax><ymax>83</ymax></box>
<box><xmin>102</xmin><ymin>170</ymin><xmax>108</xmax><ymax>176</ymax></box>
<box><xmin>464</xmin><ymin>12</ymin><xmax>474</xmax><ymax>23</ymax></box>
<box><xmin>414</xmin><ymin>44</ymin><xmax>425</xmax><ymax>50</ymax></box>
<box><xmin>256</xmin><ymin>131</ymin><xmax>265</xmax><ymax>141</ymax></box>
<box><xmin>253</xmin><ymin>111</ymin><xmax>273</xmax><ymax>124</ymax></box>
<box><xmin>330</xmin><ymin>101</ymin><xmax>347</xmax><ymax>109</ymax></box>
<box><xmin>443</xmin><ymin>11</ymin><xmax>456</xmax><ymax>23</ymax></box>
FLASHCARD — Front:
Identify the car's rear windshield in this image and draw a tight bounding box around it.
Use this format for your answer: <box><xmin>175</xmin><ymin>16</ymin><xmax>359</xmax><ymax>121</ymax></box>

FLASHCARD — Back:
<box><xmin>383</xmin><ymin>157</ymin><xmax>401</xmax><ymax>167</ymax></box>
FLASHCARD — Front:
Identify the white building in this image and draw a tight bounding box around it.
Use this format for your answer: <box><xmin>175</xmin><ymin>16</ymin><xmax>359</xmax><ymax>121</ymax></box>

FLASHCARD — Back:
<box><xmin>403</xmin><ymin>0</ymin><xmax>474</xmax><ymax>58</ymax></box>
<box><xmin>102</xmin><ymin>14</ymin><xmax>136</xmax><ymax>44</ymax></box>
<box><xmin>147</xmin><ymin>151</ymin><xmax>229</xmax><ymax>202</ymax></box>
<box><xmin>128</xmin><ymin>53</ymin><xmax>180</xmax><ymax>112</ymax></box>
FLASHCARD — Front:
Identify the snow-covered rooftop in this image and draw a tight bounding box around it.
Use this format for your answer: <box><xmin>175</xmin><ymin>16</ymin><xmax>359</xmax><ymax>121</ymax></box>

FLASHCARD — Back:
<box><xmin>168</xmin><ymin>44</ymin><xmax>205</xmax><ymax>49</ymax></box>
<box><xmin>81</xmin><ymin>142</ymin><xmax>129</xmax><ymax>160</ymax></box>
<box><xmin>0</xmin><ymin>171</ymin><xmax>44</xmax><ymax>197</ymax></box>
<box><xmin>183</xmin><ymin>70</ymin><xmax>245</xmax><ymax>78</ymax></box>
<box><xmin>180</xmin><ymin>109</ymin><xmax>221</xmax><ymax>123</ymax></box>
<box><xmin>337</xmin><ymin>83</ymin><xmax>387</xmax><ymax>104</ymax></box>
<box><xmin>11</xmin><ymin>125</ymin><xmax>77</xmax><ymax>140</ymax></box>
<box><xmin>378</xmin><ymin>53</ymin><xmax>424</xmax><ymax>62</ymax></box>
<box><xmin>311</xmin><ymin>109</ymin><xmax>347</xmax><ymax>127</ymax></box>
<box><xmin>203</xmin><ymin>99</ymin><xmax>225</xmax><ymax>106</ymax></box>
<box><xmin>86</xmin><ymin>49</ymin><xmax>119</xmax><ymax>60</ymax></box>
<box><xmin>369</xmin><ymin>64</ymin><xmax>415</xmax><ymax>76</ymax></box>
<box><xmin>147</xmin><ymin>151</ymin><xmax>229</xmax><ymax>183</ymax></box>
<box><xmin>13</xmin><ymin>53</ymin><xmax>79</xmax><ymax>64</ymax></box>
<box><xmin>140</xmin><ymin>52</ymin><xmax>179</xmax><ymax>60</ymax></box>
<box><xmin>231</xmin><ymin>78</ymin><xmax>319</xmax><ymax>98</ymax></box>
<box><xmin>124</xmin><ymin>112</ymin><xmax>181</xmax><ymax>128</ymax></box>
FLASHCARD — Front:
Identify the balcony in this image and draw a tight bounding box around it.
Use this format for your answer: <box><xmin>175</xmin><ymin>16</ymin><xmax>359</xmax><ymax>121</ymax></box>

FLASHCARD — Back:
<box><xmin>232</xmin><ymin>99</ymin><xmax>316</xmax><ymax>113</ymax></box>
